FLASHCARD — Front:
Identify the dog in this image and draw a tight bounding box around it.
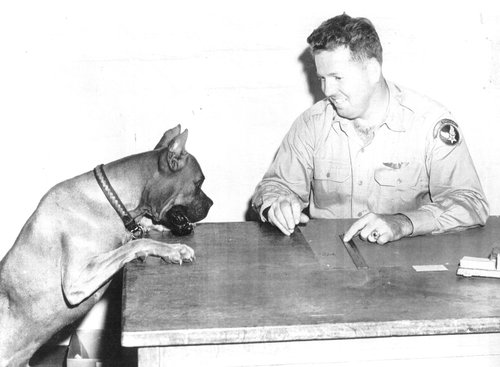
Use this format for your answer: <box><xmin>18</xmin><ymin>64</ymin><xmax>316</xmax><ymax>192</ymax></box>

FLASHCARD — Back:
<box><xmin>0</xmin><ymin>125</ymin><xmax>212</xmax><ymax>366</ymax></box>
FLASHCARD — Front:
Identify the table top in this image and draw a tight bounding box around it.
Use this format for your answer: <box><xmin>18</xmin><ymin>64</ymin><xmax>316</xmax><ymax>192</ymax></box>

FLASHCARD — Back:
<box><xmin>121</xmin><ymin>217</ymin><xmax>500</xmax><ymax>347</ymax></box>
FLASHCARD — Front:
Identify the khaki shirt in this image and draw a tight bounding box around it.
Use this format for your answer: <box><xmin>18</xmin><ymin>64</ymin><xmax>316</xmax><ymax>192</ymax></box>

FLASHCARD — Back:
<box><xmin>252</xmin><ymin>81</ymin><xmax>489</xmax><ymax>236</ymax></box>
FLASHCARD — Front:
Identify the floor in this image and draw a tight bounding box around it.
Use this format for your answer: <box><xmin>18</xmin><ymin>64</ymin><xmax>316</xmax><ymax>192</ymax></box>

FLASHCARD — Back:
<box><xmin>30</xmin><ymin>344</ymin><xmax>138</xmax><ymax>367</ymax></box>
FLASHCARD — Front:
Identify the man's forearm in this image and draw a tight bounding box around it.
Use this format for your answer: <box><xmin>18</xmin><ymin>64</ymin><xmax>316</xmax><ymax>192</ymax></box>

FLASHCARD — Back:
<box><xmin>402</xmin><ymin>190</ymin><xmax>489</xmax><ymax>236</ymax></box>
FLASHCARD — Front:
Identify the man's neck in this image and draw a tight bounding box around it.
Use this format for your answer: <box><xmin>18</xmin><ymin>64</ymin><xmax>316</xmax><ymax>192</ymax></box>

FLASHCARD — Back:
<box><xmin>352</xmin><ymin>78</ymin><xmax>390</xmax><ymax>145</ymax></box>
<box><xmin>356</xmin><ymin>78</ymin><xmax>390</xmax><ymax>127</ymax></box>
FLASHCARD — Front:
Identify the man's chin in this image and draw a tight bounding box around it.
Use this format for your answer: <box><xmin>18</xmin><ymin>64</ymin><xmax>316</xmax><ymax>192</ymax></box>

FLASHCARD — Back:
<box><xmin>335</xmin><ymin>108</ymin><xmax>357</xmax><ymax>120</ymax></box>
<box><xmin>330</xmin><ymin>101</ymin><xmax>351</xmax><ymax>116</ymax></box>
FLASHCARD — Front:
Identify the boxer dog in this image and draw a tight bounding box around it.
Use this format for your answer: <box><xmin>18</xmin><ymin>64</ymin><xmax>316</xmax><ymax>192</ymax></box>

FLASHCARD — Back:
<box><xmin>0</xmin><ymin>125</ymin><xmax>212</xmax><ymax>367</ymax></box>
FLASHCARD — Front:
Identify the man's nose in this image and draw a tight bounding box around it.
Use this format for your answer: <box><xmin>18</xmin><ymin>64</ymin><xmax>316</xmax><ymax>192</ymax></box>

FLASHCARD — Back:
<box><xmin>322</xmin><ymin>78</ymin><xmax>338</xmax><ymax>97</ymax></box>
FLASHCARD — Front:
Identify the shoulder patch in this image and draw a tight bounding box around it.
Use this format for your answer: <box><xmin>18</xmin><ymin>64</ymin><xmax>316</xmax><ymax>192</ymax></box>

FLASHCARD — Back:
<box><xmin>433</xmin><ymin>119</ymin><xmax>460</xmax><ymax>146</ymax></box>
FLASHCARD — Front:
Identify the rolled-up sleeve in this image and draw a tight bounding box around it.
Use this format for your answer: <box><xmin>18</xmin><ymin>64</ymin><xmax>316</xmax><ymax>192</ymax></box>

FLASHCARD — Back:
<box><xmin>402</xmin><ymin>122</ymin><xmax>489</xmax><ymax>235</ymax></box>
<box><xmin>252</xmin><ymin>113</ymin><xmax>316</xmax><ymax>220</ymax></box>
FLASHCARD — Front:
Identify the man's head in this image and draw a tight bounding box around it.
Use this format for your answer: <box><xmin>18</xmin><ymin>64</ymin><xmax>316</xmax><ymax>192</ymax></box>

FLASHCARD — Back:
<box><xmin>307</xmin><ymin>14</ymin><xmax>386</xmax><ymax>121</ymax></box>
<box><xmin>307</xmin><ymin>13</ymin><xmax>383</xmax><ymax>64</ymax></box>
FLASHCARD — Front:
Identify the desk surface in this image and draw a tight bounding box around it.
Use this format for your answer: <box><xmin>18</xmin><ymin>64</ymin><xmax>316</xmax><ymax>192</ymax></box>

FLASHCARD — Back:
<box><xmin>121</xmin><ymin>218</ymin><xmax>500</xmax><ymax>347</ymax></box>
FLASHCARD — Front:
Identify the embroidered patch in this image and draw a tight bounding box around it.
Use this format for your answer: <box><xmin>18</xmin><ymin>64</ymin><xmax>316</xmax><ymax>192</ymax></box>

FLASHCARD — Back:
<box><xmin>434</xmin><ymin>119</ymin><xmax>460</xmax><ymax>146</ymax></box>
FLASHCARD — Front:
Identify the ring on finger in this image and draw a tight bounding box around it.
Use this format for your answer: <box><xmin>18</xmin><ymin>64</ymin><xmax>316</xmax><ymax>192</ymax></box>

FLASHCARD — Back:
<box><xmin>371</xmin><ymin>230</ymin><xmax>380</xmax><ymax>241</ymax></box>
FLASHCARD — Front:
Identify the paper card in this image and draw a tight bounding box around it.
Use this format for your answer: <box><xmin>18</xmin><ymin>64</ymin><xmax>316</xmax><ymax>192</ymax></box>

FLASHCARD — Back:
<box><xmin>412</xmin><ymin>264</ymin><xmax>448</xmax><ymax>272</ymax></box>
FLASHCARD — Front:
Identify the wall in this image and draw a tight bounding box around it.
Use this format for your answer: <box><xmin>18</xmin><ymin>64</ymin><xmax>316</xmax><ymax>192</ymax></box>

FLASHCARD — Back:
<box><xmin>1</xmin><ymin>0</ymin><xmax>499</xmax><ymax>331</ymax></box>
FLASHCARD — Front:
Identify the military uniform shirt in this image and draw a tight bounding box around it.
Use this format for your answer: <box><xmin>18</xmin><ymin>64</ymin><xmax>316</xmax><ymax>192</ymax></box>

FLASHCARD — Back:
<box><xmin>252</xmin><ymin>81</ymin><xmax>489</xmax><ymax>236</ymax></box>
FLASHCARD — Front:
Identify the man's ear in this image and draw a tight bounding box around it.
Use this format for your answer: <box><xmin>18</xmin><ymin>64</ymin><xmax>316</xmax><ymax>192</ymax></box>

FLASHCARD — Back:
<box><xmin>365</xmin><ymin>58</ymin><xmax>382</xmax><ymax>84</ymax></box>
<box><xmin>154</xmin><ymin>124</ymin><xmax>181</xmax><ymax>150</ymax></box>
<box><xmin>160</xmin><ymin>129</ymin><xmax>189</xmax><ymax>172</ymax></box>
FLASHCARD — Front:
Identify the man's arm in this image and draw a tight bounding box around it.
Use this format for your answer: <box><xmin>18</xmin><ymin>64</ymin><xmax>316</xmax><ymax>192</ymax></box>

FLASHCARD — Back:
<box><xmin>401</xmin><ymin>119</ymin><xmax>489</xmax><ymax>235</ymax></box>
<box><xmin>345</xmin><ymin>118</ymin><xmax>489</xmax><ymax>244</ymax></box>
<box><xmin>252</xmin><ymin>113</ymin><xmax>315</xmax><ymax>235</ymax></box>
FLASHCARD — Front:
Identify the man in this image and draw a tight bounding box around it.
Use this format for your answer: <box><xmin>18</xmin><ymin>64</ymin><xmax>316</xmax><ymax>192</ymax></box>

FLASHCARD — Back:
<box><xmin>251</xmin><ymin>14</ymin><xmax>489</xmax><ymax>244</ymax></box>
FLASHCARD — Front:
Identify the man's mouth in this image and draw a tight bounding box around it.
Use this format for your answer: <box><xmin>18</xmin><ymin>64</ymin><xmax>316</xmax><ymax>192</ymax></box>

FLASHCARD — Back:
<box><xmin>329</xmin><ymin>96</ymin><xmax>347</xmax><ymax>107</ymax></box>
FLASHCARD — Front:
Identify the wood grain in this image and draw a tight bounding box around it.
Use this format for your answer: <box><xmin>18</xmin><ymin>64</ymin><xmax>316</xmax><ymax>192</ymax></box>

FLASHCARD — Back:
<box><xmin>122</xmin><ymin>218</ymin><xmax>500</xmax><ymax>347</ymax></box>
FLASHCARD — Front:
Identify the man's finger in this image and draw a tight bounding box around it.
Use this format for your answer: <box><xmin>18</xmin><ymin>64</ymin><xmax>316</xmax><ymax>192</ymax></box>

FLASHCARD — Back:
<box><xmin>343</xmin><ymin>216</ymin><xmax>369</xmax><ymax>242</ymax></box>
<box><xmin>299</xmin><ymin>213</ymin><xmax>310</xmax><ymax>224</ymax></box>
<box><xmin>291</xmin><ymin>200</ymin><xmax>302</xmax><ymax>225</ymax></box>
<box><xmin>269</xmin><ymin>205</ymin><xmax>292</xmax><ymax>236</ymax></box>
<box><xmin>376</xmin><ymin>232</ymin><xmax>390</xmax><ymax>245</ymax></box>
<box><xmin>360</xmin><ymin>225</ymin><xmax>378</xmax><ymax>242</ymax></box>
<box><xmin>279</xmin><ymin>200</ymin><xmax>296</xmax><ymax>231</ymax></box>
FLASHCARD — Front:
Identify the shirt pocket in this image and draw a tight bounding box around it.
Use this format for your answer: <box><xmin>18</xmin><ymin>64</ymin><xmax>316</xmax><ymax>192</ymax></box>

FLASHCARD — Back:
<box><xmin>312</xmin><ymin>159</ymin><xmax>351</xmax><ymax>207</ymax></box>
<box><xmin>372</xmin><ymin>162</ymin><xmax>426</xmax><ymax>210</ymax></box>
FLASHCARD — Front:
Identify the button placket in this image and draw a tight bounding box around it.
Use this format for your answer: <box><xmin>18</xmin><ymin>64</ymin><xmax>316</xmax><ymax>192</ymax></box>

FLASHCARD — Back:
<box><xmin>350</xmin><ymin>144</ymin><xmax>371</xmax><ymax>219</ymax></box>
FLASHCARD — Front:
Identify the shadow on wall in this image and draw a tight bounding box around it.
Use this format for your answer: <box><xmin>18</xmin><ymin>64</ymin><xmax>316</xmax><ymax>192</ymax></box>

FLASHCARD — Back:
<box><xmin>298</xmin><ymin>47</ymin><xmax>324</xmax><ymax>104</ymax></box>
<box><xmin>244</xmin><ymin>47</ymin><xmax>323</xmax><ymax>221</ymax></box>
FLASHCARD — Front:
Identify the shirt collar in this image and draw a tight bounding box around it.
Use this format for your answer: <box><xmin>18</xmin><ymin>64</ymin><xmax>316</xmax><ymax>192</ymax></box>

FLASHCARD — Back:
<box><xmin>383</xmin><ymin>80</ymin><xmax>406</xmax><ymax>132</ymax></box>
<box><xmin>330</xmin><ymin>103</ymin><xmax>343</xmax><ymax>134</ymax></box>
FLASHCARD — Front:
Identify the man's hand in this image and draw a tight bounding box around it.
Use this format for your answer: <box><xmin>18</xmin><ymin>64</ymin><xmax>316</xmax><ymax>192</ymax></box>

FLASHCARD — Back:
<box><xmin>265</xmin><ymin>195</ymin><xmax>309</xmax><ymax>236</ymax></box>
<box><xmin>343</xmin><ymin>213</ymin><xmax>414</xmax><ymax>245</ymax></box>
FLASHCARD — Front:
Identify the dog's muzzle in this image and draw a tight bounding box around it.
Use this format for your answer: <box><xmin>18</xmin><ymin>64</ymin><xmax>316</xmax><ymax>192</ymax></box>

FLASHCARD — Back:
<box><xmin>163</xmin><ymin>206</ymin><xmax>194</xmax><ymax>236</ymax></box>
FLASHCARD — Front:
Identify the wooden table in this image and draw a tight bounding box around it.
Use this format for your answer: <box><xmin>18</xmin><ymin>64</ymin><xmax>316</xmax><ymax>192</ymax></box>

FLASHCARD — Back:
<box><xmin>121</xmin><ymin>218</ymin><xmax>500</xmax><ymax>366</ymax></box>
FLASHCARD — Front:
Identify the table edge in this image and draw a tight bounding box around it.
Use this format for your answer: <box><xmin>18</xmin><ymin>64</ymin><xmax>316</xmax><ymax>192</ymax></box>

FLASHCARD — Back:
<box><xmin>121</xmin><ymin>317</ymin><xmax>500</xmax><ymax>347</ymax></box>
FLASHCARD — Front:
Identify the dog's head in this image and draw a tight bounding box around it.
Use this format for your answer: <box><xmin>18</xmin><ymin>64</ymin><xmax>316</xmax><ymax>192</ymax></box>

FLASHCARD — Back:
<box><xmin>140</xmin><ymin>125</ymin><xmax>213</xmax><ymax>235</ymax></box>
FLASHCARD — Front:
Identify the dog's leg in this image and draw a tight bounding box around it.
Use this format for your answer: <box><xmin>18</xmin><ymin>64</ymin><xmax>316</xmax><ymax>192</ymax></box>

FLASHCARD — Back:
<box><xmin>61</xmin><ymin>238</ymin><xmax>194</xmax><ymax>306</ymax></box>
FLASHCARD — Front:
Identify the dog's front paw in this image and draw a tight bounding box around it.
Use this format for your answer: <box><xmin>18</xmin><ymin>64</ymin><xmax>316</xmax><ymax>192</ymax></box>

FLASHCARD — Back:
<box><xmin>159</xmin><ymin>243</ymin><xmax>195</xmax><ymax>264</ymax></box>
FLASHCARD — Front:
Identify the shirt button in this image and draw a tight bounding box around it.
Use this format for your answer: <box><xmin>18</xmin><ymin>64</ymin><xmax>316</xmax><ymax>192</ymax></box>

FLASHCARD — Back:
<box><xmin>358</xmin><ymin>180</ymin><xmax>363</xmax><ymax>186</ymax></box>
<box><xmin>357</xmin><ymin>211</ymin><xmax>364</xmax><ymax>217</ymax></box>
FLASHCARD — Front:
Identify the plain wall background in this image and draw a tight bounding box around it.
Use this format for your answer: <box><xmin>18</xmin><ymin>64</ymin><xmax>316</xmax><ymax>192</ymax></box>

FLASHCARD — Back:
<box><xmin>1</xmin><ymin>0</ymin><xmax>499</xmax><ymax>331</ymax></box>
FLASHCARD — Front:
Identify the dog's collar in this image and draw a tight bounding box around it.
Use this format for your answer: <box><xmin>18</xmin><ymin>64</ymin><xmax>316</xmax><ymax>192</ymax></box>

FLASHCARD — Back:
<box><xmin>93</xmin><ymin>164</ymin><xmax>144</xmax><ymax>239</ymax></box>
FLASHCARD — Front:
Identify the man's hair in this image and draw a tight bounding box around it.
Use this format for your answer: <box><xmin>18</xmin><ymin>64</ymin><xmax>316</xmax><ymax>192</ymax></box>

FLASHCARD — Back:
<box><xmin>307</xmin><ymin>13</ymin><xmax>383</xmax><ymax>64</ymax></box>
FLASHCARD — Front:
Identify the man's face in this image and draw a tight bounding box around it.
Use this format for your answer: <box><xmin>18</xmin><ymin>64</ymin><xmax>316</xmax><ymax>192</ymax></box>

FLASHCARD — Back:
<box><xmin>314</xmin><ymin>46</ymin><xmax>377</xmax><ymax>120</ymax></box>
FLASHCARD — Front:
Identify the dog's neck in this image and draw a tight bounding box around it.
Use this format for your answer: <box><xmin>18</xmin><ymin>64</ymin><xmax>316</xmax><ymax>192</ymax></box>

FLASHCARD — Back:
<box><xmin>99</xmin><ymin>152</ymin><xmax>158</xmax><ymax>217</ymax></box>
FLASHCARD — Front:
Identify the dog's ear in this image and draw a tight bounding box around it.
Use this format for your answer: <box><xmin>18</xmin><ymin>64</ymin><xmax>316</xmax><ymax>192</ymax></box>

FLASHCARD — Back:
<box><xmin>160</xmin><ymin>129</ymin><xmax>189</xmax><ymax>172</ymax></box>
<box><xmin>154</xmin><ymin>124</ymin><xmax>181</xmax><ymax>150</ymax></box>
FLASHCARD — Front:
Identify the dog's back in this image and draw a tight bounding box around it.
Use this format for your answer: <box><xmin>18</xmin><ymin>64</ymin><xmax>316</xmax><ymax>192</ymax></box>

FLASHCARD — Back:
<box><xmin>0</xmin><ymin>179</ymin><xmax>106</xmax><ymax>367</ymax></box>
